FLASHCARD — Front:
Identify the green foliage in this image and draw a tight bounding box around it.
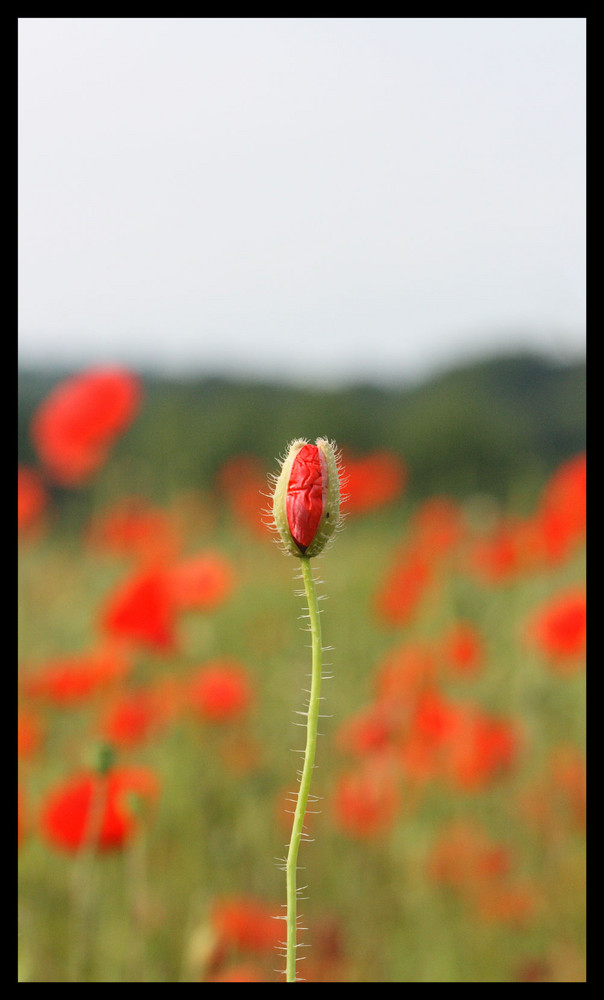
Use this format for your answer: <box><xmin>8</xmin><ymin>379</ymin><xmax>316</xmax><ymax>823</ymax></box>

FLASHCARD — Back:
<box><xmin>18</xmin><ymin>352</ymin><xmax>585</xmax><ymax>513</ymax></box>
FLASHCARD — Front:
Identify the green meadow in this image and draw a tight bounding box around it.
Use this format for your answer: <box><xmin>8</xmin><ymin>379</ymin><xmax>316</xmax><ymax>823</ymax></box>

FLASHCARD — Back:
<box><xmin>18</xmin><ymin>355</ymin><xmax>586</xmax><ymax>982</ymax></box>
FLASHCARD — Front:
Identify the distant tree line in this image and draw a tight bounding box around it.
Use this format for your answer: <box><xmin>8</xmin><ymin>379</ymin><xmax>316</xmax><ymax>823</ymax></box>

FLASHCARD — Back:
<box><xmin>18</xmin><ymin>352</ymin><xmax>585</xmax><ymax>512</ymax></box>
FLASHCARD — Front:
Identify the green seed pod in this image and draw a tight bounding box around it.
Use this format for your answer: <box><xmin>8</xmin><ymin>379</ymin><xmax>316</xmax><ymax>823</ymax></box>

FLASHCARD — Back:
<box><xmin>271</xmin><ymin>438</ymin><xmax>342</xmax><ymax>558</ymax></box>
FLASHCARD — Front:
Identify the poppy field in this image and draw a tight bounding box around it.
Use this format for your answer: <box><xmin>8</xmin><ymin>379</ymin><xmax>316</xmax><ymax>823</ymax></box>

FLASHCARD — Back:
<box><xmin>18</xmin><ymin>367</ymin><xmax>586</xmax><ymax>982</ymax></box>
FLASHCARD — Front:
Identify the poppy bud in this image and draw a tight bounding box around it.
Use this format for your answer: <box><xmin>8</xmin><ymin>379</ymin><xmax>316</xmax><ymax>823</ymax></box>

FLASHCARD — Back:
<box><xmin>271</xmin><ymin>438</ymin><xmax>342</xmax><ymax>557</ymax></box>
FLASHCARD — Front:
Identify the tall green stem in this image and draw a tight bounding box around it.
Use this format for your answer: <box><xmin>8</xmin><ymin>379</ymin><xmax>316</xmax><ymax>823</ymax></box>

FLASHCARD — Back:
<box><xmin>285</xmin><ymin>555</ymin><xmax>323</xmax><ymax>982</ymax></box>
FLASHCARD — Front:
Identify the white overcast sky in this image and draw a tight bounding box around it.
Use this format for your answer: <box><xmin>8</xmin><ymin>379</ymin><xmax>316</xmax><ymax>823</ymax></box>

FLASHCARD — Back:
<box><xmin>18</xmin><ymin>17</ymin><xmax>586</xmax><ymax>386</ymax></box>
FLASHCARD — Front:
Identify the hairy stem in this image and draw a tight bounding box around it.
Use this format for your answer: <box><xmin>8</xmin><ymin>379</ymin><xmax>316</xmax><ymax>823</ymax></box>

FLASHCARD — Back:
<box><xmin>285</xmin><ymin>555</ymin><xmax>323</xmax><ymax>982</ymax></box>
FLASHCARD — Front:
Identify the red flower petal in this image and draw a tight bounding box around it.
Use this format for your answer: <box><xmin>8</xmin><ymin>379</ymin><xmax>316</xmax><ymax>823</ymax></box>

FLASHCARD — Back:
<box><xmin>285</xmin><ymin>443</ymin><xmax>326</xmax><ymax>552</ymax></box>
<box><xmin>31</xmin><ymin>367</ymin><xmax>140</xmax><ymax>486</ymax></box>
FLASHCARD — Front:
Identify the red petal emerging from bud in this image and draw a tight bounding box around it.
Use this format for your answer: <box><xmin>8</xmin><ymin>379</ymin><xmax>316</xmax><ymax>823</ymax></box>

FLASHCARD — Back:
<box><xmin>285</xmin><ymin>444</ymin><xmax>327</xmax><ymax>553</ymax></box>
<box><xmin>271</xmin><ymin>437</ymin><xmax>341</xmax><ymax>558</ymax></box>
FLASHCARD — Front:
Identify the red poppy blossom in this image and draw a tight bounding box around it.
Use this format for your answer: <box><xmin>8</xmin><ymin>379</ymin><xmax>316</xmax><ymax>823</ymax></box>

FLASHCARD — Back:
<box><xmin>537</xmin><ymin>453</ymin><xmax>586</xmax><ymax>564</ymax></box>
<box><xmin>217</xmin><ymin>455</ymin><xmax>270</xmax><ymax>537</ymax></box>
<box><xmin>335</xmin><ymin>701</ymin><xmax>401</xmax><ymax>758</ymax></box>
<box><xmin>438</xmin><ymin>621</ymin><xmax>485</xmax><ymax>677</ymax></box>
<box><xmin>395</xmin><ymin>688</ymin><xmax>462</xmax><ymax>785</ymax></box>
<box><xmin>374</xmin><ymin>640</ymin><xmax>437</xmax><ymax>706</ymax></box>
<box><xmin>100</xmin><ymin>566</ymin><xmax>176</xmax><ymax>652</ymax></box>
<box><xmin>514</xmin><ymin>960</ymin><xmax>553</xmax><ymax>984</ymax></box>
<box><xmin>285</xmin><ymin>443</ymin><xmax>327</xmax><ymax>552</ymax></box>
<box><xmin>18</xmin><ymin>465</ymin><xmax>47</xmax><ymax>535</ymax></box>
<box><xmin>218</xmin><ymin>732</ymin><xmax>263</xmax><ymax>774</ymax></box>
<box><xmin>396</xmin><ymin>687</ymin><xmax>518</xmax><ymax>791</ymax></box>
<box><xmin>188</xmin><ymin>661</ymin><xmax>252</xmax><ymax>723</ymax></box>
<box><xmin>332</xmin><ymin>760</ymin><xmax>400</xmax><ymax>837</ymax></box>
<box><xmin>427</xmin><ymin>821</ymin><xmax>511</xmax><ymax>891</ymax></box>
<box><xmin>521</xmin><ymin>743</ymin><xmax>586</xmax><ymax>833</ymax></box>
<box><xmin>476</xmin><ymin>882</ymin><xmax>540</xmax><ymax>926</ymax></box>
<box><xmin>411</xmin><ymin>687</ymin><xmax>464</xmax><ymax>747</ymax></box>
<box><xmin>218</xmin><ymin>454</ymin><xmax>265</xmax><ymax>496</ymax></box>
<box><xmin>98</xmin><ymin>684</ymin><xmax>177</xmax><ymax>748</ymax></box>
<box><xmin>19</xmin><ymin>785</ymin><xmax>27</xmax><ymax>847</ymax></box>
<box><xmin>444</xmin><ymin>711</ymin><xmax>519</xmax><ymax>791</ymax></box>
<box><xmin>300</xmin><ymin>917</ymin><xmax>350</xmax><ymax>984</ymax></box>
<box><xmin>86</xmin><ymin>496</ymin><xmax>181</xmax><ymax>563</ymax></box>
<box><xmin>526</xmin><ymin>586</ymin><xmax>586</xmax><ymax>666</ymax></box>
<box><xmin>208</xmin><ymin>963</ymin><xmax>268</xmax><ymax>982</ymax></box>
<box><xmin>339</xmin><ymin>450</ymin><xmax>406</xmax><ymax>515</ymax></box>
<box><xmin>210</xmin><ymin>896</ymin><xmax>283</xmax><ymax>955</ymax></box>
<box><xmin>466</xmin><ymin>519</ymin><xmax>528</xmax><ymax>584</ymax></box>
<box><xmin>408</xmin><ymin>496</ymin><xmax>465</xmax><ymax>562</ymax></box>
<box><xmin>18</xmin><ymin>709</ymin><xmax>43</xmax><ymax>758</ymax></box>
<box><xmin>374</xmin><ymin>545</ymin><xmax>433</xmax><ymax>626</ymax></box>
<box><xmin>428</xmin><ymin>820</ymin><xmax>540</xmax><ymax>924</ymax></box>
<box><xmin>31</xmin><ymin>367</ymin><xmax>141</xmax><ymax>486</ymax></box>
<box><xmin>39</xmin><ymin>765</ymin><xmax>159</xmax><ymax>852</ymax></box>
<box><xmin>550</xmin><ymin>744</ymin><xmax>587</xmax><ymax>829</ymax></box>
<box><xmin>165</xmin><ymin>552</ymin><xmax>235</xmax><ymax>611</ymax></box>
<box><xmin>22</xmin><ymin>646</ymin><xmax>132</xmax><ymax>705</ymax></box>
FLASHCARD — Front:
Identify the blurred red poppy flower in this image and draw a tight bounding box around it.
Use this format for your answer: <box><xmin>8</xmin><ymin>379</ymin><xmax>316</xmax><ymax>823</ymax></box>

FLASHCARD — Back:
<box><xmin>208</xmin><ymin>963</ymin><xmax>268</xmax><ymax>982</ymax></box>
<box><xmin>31</xmin><ymin>367</ymin><xmax>141</xmax><ymax>486</ymax></box>
<box><xmin>100</xmin><ymin>566</ymin><xmax>176</xmax><ymax>652</ymax></box>
<box><xmin>217</xmin><ymin>454</ymin><xmax>265</xmax><ymax>496</ymax></box>
<box><xmin>444</xmin><ymin>710</ymin><xmax>519</xmax><ymax>791</ymax></box>
<box><xmin>427</xmin><ymin>821</ymin><xmax>511</xmax><ymax>891</ymax></box>
<box><xmin>98</xmin><ymin>684</ymin><xmax>176</xmax><ymax>748</ymax></box>
<box><xmin>19</xmin><ymin>785</ymin><xmax>27</xmax><ymax>847</ymax></box>
<box><xmin>22</xmin><ymin>646</ymin><xmax>132</xmax><ymax>705</ymax></box>
<box><xmin>300</xmin><ymin>916</ymin><xmax>350</xmax><ymax>984</ymax></box>
<box><xmin>476</xmin><ymin>881</ymin><xmax>541</xmax><ymax>926</ymax></box>
<box><xmin>332</xmin><ymin>759</ymin><xmax>400</xmax><ymax>837</ymax></box>
<box><xmin>374</xmin><ymin>545</ymin><xmax>433</xmax><ymax>626</ymax></box>
<box><xmin>514</xmin><ymin>960</ymin><xmax>552</xmax><ymax>984</ymax></box>
<box><xmin>216</xmin><ymin>454</ymin><xmax>269</xmax><ymax>536</ymax></box>
<box><xmin>18</xmin><ymin>465</ymin><xmax>47</xmax><ymax>535</ymax></box>
<box><xmin>165</xmin><ymin>552</ymin><xmax>235</xmax><ymax>611</ymax></box>
<box><xmin>397</xmin><ymin>688</ymin><xmax>519</xmax><ymax>791</ymax></box>
<box><xmin>428</xmin><ymin>819</ymin><xmax>540</xmax><ymax>923</ymax></box>
<box><xmin>339</xmin><ymin>450</ymin><xmax>406</xmax><ymax>515</ymax></box>
<box><xmin>464</xmin><ymin>456</ymin><xmax>586</xmax><ymax>582</ymax></box>
<box><xmin>210</xmin><ymin>896</ymin><xmax>283</xmax><ymax>954</ymax></box>
<box><xmin>18</xmin><ymin>709</ymin><xmax>44</xmax><ymax>758</ymax></box>
<box><xmin>537</xmin><ymin>453</ymin><xmax>586</xmax><ymax>564</ymax></box>
<box><xmin>408</xmin><ymin>496</ymin><xmax>465</xmax><ymax>562</ymax></box>
<box><xmin>86</xmin><ymin>496</ymin><xmax>181</xmax><ymax>563</ymax></box>
<box><xmin>410</xmin><ymin>687</ymin><xmax>463</xmax><ymax>746</ymax></box>
<box><xmin>217</xmin><ymin>732</ymin><xmax>263</xmax><ymax>774</ymax></box>
<box><xmin>521</xmin><ymin>743</ymin><xmax>586</xmax><ymax>833</ymax></box>
<box><xmin>396</xmin><ymin>687</ymin><xmax>462</xmax><ymax>785</ymax></box>
<box><xmin>335</xmin><ymin>701</ymin><xmax>401</xmax><ymax>758</ymax></box>
<box><xmin>526</xmin><ymin>586</ymin><xmax>586</xmax><ymax>666</ymax></box>
<box><xmin>39</xmin><ymin>765</ymin><xmax>159</xmax><ymax>852</ymax></box>
<box><xmin>374</xmin><ymin>640</ymin><xmax>437</xmax><ymax>706</ymax></box>
<box><xmin>550</xmin><ymin>744</ymin><xmax>586</xmax><ymax>829</ymax></box>
<box><xmin>437</xmin><ymin>621</ymin><xmax>485</xmax><ymax>677</ymax></box>
<box><xmin>187</xmin><ymin>661</ymin><xmax>252</xmax><ymax>723</ymax></box>
<box><xmin>466</xmin><ymin>518</ymin><xmax>528</xmax><ymax>584</ymax></box>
